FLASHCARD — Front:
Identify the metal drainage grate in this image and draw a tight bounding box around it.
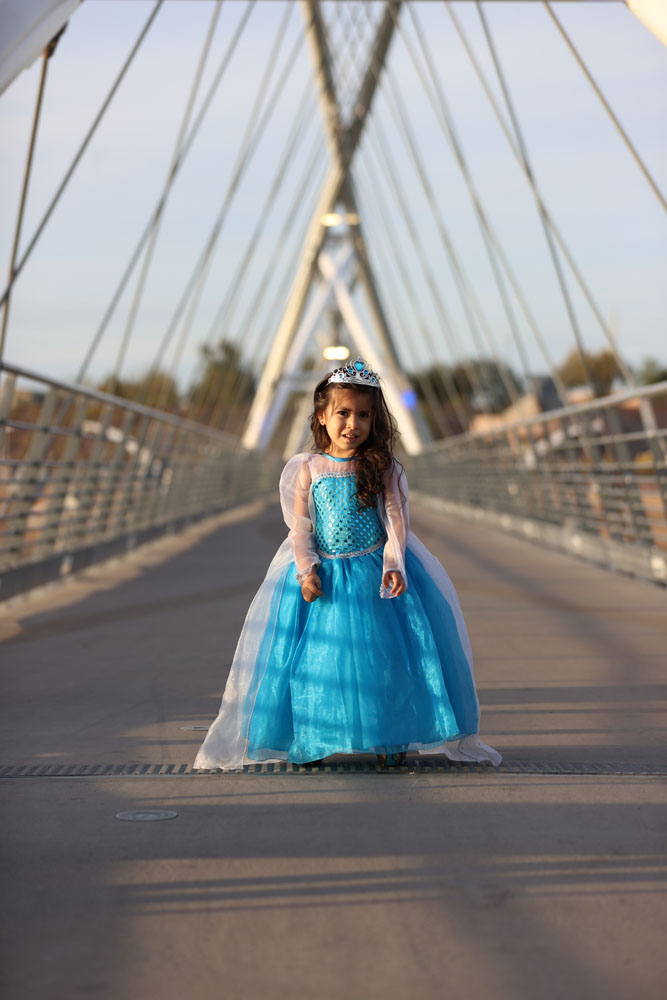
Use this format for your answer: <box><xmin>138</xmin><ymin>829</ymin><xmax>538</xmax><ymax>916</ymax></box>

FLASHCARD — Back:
<box><xmin>1</xmin><ymin>759</ymin><xmax>666</xmax><ymax>777</ymax></box>
<box><xmin>116</xmin><ymin>809</ymin><xmax>178</xmax><ymax>822</ymax></box>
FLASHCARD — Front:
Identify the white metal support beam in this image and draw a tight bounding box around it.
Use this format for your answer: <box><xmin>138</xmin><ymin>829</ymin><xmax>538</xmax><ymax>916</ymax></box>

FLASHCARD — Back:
<box><xmin>241</xmin><ymin>1</ymin><xmax>428</xmax><ymax>453</ymax></box>
<box><xmin>318</xmin><ymin>251</ymin><xmax>423</xmax><ymax>454</ymax></box>
<box><xmin>251</xmin><ymin>243</ymin><xmax>354</xmax><ymax>451</ymax></box>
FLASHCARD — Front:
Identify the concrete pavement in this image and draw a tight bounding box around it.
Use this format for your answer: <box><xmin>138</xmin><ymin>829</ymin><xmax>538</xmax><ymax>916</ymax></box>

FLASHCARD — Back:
<box><xmin>1</xmin><ymin>497</ymin><xmax>666</xmax><ymax>999</ymax></box>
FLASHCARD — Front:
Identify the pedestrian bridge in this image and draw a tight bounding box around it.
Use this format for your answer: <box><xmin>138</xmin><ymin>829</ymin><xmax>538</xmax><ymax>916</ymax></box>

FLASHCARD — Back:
<box><xmin>1</xmin><ymin>358</ymin><xmax>666</xmax><ymax>603</ymax></box>
<box><xmin>1</xmin><ymin>490</ymin><xmax>666</xmax><ymax>999</ymax></box>
<box><xmin>2</xmin><ymin>486</ymin><xmax>666</xmax><ymax>772</ymax></box>
<box><xmin>1</xmin><ymin>1</ymin><xmax>666</xmax><ymax>598</ymax></box>
<box><xmin>1</xmin><ymin>3</ymin><xmax>666</xmax><ymax>997</ymax></box>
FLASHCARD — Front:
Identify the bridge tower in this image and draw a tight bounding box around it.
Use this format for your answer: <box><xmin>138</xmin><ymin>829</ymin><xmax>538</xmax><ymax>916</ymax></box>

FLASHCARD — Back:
<box><xmin>241</xmin><ymin>2</ymin><xmax>426</xmax><ymax>456</ymax></box>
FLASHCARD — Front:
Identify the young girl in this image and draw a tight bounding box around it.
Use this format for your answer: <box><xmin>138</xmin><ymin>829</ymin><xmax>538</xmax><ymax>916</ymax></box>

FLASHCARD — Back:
<box><xmin>194</xmin><ymin>358</ymin><xmax>501</xmax><ymax>770</ymax></box>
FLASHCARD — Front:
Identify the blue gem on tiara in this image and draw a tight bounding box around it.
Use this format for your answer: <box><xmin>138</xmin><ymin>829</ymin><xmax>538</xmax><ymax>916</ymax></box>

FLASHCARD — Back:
<box><xmin>327</xmin><ymin>356</ymin><xmax>380</xmax><ymax>387</ymax></box>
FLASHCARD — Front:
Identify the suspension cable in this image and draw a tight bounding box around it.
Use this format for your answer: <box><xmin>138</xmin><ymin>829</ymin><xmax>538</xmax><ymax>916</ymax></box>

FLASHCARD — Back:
<box><xmin>204</xmin><ymin>139</ymin><xmax>329</xmax><ymax>429</ymax></box>
<box><xmin>236</xmin><ymin>140</ymin><xmax>329</xmax><ymax>362</ymax></box>
<box><xmin>449</xmin><ymin>2</ymin><xmax>637</xmax><ymax>389</ymax></box>
<box><xmin>378</xmin><ymin>64</ymin><xmax>521</xmax><ymax>406</ymax></box>
<box><xmin>317</xmin><ymin>7</ymin><xmax>455</xmax><ymax>435</ymax></box>
<box><xmin>353</xmin><ymin>159</ymin><xmax>468</xmax><ymax>433</ymax></box>
<box><xmin>353</xmin><ymin>158</ymin><xmax>470</xmax><ymax>430</ymax></box>
<box><xmin>477</xmin><ymin>2</ymin><xmax>601</xmax><ymax>392</ymax></box>
<box><xmin>357</xmin><ymin>5</ymin><xmax>516</xmax><ymax>402</ymax></box>
<box><xmin>112</xmin><ymin>0</ymin><xmax>224</xmax><ymax>383</ymax></box>
<box><xmin>365</xmin><ymin>119</ymin><xmax>485</xmax><ymax>407</ymax></box>
<box><xmin>398</xmin><ymin>6</ymin><xmax>533</xmax><ymax>386</ymax></box>
<box><xmin>185</xmin><ymin>121</ymin><xmax>327</xmax><ymax>426</ymax></box>
<box><xmin>347</xmin><ymin>172</ymin><xmax>447</xmax><ymax>435</ymax></box>
<box><xmin>401</xmin><ymin>6</ymin><xmax>568</xmax><ymax>403</ymax></box>
<box><xmin>0</xmin><ymin>0</ymin><xmax>165</xmax><ymax>314</ymax></box>
<box><xmin>351</xmin><ymin>131</ymin><xmax>471</xmax><ymax>425</ymax></box>
<box><xmin>168</xmin><ymin>79</ymin><xmax>319</xmax><ymax>401</ymax></box>
<box><xmin>409</xmin><ymin>8</ymin><xmax>571</xmax><ymax>401</ymax></box>
<box><xmin>544</xmin><ymin>1</ymin><xmax>667</xmax><ymax>214</ymax></box>
<box><xmin>163</xmin><ymin>90</ymin><xmax>318</xmax><ymax>416</ymax></box>
<box><xmin>136</xmin><ymin>5</ymin><xmax>302</xmax><ymax>408</ymax></box>
<box><xmin>73</xmin><ymin>1</ymin><xmax>256</xmax><ymax>384</ymax></box>
<box><xmin>0</xmin><ymin>28</ymin><xmax>65</xmax><ymax>361</ymax></box>
<box><xmin>363</xmin><ymin>112</ymin><xmax>486</xmax><ymax>403</ymax></box>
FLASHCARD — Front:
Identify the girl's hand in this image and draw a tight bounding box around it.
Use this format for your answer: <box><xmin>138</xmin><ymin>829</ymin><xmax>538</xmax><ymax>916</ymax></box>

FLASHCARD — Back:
<box><xmin>382</xmin><ymin>570</ymin><xmax>406</xmax><ymax>597</ymax></box>
<box><xmin>301</xmin><ymin>568</ymin><xmax>323</xmax><ymax>603</ymax></box>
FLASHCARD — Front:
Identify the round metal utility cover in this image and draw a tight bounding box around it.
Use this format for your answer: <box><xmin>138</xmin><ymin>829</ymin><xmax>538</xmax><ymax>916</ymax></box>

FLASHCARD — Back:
<box><xmin>115</xmin><ymin>809</ymin><xmax>178</xmax><ymax>822</ymax></box>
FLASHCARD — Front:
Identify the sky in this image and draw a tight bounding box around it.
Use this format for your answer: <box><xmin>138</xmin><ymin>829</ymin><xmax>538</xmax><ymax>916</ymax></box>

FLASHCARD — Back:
<box><xmin>0</xmin><ymin>0</ymin><xmax>666</xmax><ymax>394</ymax></box>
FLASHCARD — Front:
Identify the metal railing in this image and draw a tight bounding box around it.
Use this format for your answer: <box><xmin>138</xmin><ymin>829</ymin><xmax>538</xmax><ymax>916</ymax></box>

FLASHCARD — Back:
<box><xmin>0</xmin><ymin>360</ymin><xmax>282</xmax><ymax>599</ymax></box>
<box><xmin>407</xmin><ymin>381</ymin><xmax>667</xmax><ymax>585</ymax></box>
<box><xmin>3</xmin><ymin>357</ymin><xmax>667</xmax><ymax>598</ymax></box>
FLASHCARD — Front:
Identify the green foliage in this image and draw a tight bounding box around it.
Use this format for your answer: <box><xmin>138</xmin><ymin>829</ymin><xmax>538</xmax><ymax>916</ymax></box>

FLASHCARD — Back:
<box><xmin>96</xmin><ymin>370</ymin><xmax>180</xmax><ymax>411</ymax></box>
<box><xmin>188</xmin><ymin>339</ymin><xmax>255</xmax><ymax>423</ymax></box>
<box><xmin>635</xmin><ymin>356</ymin><xmax>667</xmax><ymax>386</ymax></box>
<box><xmin>557</xmin><ymin>348</ymin><xmax>621</xmax><ymax>396</ymax></box>
<box><xmin>414</xmin><ymin>358</ymin><xmax>524</xmax><ymax>414</ymax></box>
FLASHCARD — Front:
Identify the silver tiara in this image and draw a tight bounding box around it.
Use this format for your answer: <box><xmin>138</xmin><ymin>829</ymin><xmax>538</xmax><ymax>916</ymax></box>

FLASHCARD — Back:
<box><xmin>327</xmin><ymin>356</ymin><xmax>380</xmax><ymax>387</ymax></box>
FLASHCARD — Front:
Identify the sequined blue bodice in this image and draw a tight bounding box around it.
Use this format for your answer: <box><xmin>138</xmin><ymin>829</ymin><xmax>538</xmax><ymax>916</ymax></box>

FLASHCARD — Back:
<box><xmin>312</xmin><ymin>474</ymin><xmax>386</xmax><ymax>557</ymax></box>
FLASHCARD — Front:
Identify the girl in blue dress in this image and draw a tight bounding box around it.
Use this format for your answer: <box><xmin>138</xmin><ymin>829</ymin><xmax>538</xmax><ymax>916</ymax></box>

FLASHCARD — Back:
<box><xmin>194</xmin><ymin>358</ymin><xmax>500</xmax><ymax>770</ymax></box>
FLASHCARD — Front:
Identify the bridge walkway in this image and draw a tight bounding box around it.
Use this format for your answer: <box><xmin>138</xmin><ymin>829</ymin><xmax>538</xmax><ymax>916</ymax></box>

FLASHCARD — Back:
<box><xmin>1</xmin><ymin>497</ymin><xmax>666</xmax><ymax>999</ymax></box>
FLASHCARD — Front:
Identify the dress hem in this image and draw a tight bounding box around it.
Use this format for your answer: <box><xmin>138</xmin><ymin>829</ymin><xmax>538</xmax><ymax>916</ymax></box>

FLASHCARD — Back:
<box><xmin>246</xmin><ymin>731</ymin><xmax>473</xmax><ymax>763</ymax></box>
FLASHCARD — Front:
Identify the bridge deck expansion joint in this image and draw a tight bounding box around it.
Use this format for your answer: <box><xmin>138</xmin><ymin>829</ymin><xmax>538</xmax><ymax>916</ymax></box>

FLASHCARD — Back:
<box><xmin>1</xmin><ymin>759</ymin><xmax>665</xmax><ymax>778</ymax></box>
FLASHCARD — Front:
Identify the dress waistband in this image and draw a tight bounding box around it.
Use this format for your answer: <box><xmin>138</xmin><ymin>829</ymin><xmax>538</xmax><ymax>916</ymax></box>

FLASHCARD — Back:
<box><xmin>317</xmin><ymin>537</ymin><xmax>385</xmax><ymax>561</ymax></box>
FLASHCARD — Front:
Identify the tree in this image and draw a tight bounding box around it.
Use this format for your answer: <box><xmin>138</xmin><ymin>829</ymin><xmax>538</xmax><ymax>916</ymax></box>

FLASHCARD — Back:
<box><xmin>133</xmin><ymin>371</ymin><xmax>180</xmax><ymax>411</ymax></box>
<box><xmin>636</xmin><ymin>357</ymin><xmax>667</xmax><ymax>386</ymax></box>
<box><xmin>188</xmin><ymin>339</ymin><xmax>255</xmax><ymax>425</ymax></box>
<box><xmin>96</xmin><ymin>371</ymin><xmax>180</xmax><ymax>411</ymax></box>
<box><xmin>557</xmin><ymin>348</ymin><xmax>621</xmax><ymax>397</ymax></box>
<box><xmin>412</xmin><ymin>358</ymin><xmax>524</xmax><ymax>433</ymax></box>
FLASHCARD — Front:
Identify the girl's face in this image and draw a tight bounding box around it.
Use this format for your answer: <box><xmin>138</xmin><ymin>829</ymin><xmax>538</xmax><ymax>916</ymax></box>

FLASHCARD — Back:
<box><xmin>318</xmin><ymin>387</ymin><xmax>373</xmax><ymax>457</ymax></box>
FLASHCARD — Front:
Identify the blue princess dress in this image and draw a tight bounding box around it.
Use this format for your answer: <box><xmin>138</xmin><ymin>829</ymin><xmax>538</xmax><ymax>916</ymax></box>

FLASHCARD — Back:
<box><xmin>194</xmin><ymin>452</ymin><xmax>501</xmax><ymax>769</ymax></box>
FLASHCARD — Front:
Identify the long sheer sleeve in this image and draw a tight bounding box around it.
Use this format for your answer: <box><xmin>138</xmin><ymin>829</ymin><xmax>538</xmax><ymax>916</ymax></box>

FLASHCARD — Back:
<box><xmin>279</xmin><ymin>453</ymin><xmax>320</xmax><ymax>584</ymax></box>
<box><xmin>379</xmin><ymin>458</ymin><xmax>409</xmax><ymax>598</ymax></box>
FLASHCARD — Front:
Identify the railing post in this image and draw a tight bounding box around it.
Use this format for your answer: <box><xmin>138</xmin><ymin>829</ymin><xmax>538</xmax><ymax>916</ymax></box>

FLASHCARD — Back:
<box><xmin>33</xmin><ymin>394</ymin><xmax>88</xmax><ymax>561</ymax></box>
<box><xmin>1</xmin><ymin>387</ymin><xmax>59</xmax><ymax>570</ymax></box>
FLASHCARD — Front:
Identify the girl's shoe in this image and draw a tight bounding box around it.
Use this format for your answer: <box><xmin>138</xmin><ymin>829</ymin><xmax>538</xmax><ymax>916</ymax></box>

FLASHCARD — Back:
<box><xmin>300</xmin><ymin>758</ymin><xmax>324</xmax><ymax>767</ymax></box>
<box><xmin>376</xmin><ymin>751</ymin><xmax>406</xmax><ymax>768</ymax></box>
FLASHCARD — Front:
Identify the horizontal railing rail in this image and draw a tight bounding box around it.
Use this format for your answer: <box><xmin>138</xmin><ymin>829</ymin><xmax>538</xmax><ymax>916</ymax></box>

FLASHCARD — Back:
<box><xmin>0</xmin><ymin>360</ymin><xmax>282</xmax><ymax>598</ymax></box>
<box><xmin>407</xmin><ymin>380</ymin><xmax>667</xmax><ymax>585</ymax></box>
<box><xmin>3</xmin><ymin>357</ymin><xmax>666</xmax><ymax>594</ymax></box>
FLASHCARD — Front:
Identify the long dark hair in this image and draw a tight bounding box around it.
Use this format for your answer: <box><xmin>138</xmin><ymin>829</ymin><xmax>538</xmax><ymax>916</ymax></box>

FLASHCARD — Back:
<box><xmin>310</xmin><ymin>374</ymin><xmax>399</xmax><ymax>509</ymax></box>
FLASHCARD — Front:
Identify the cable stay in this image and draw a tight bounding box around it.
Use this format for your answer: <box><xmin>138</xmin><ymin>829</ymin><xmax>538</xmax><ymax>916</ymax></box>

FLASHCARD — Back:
<box><xmin>0</xmin><ymin>0</ymin><xmax>166</xmax><ymax>316</ymax></box>
<box><xmin>73</xmin><ymin>1</ymin><xmax>256</xmax><ymax>386</ymax></box>
<box><xmin>352</xmin><ymin>162</ymin><xmax>467</xmax><ymax>435</ymax></box>
<box><xmin>544</xmin><ymin>1</ymin><xmax>667</xmax><ymax>215</ymax></box>
<box><xmin>399</xmin><ymin>7</ymin><xmax>533</xmax><ymax>383</ymax></box>
<box><xmin>358</xmin><ymin>126</ymin><xmax>483</xmax><ymax>410</ymax></box>
<box><xmin>449</xmin><ymin>3</ymin><xmax>645</xmax><ymax>394</ymax></box>
<box><xmin>135</xmin><ymin>4</ymin><xmax>303</xmax><ymax>409</ymax></box>
<box><xmin>0</xmin><ymin>27</ymin><xmax>65</xmax><ymax>361</ymax></box>
<box><xmin>241</xmin><ymin>0</ymin><xmax>427</xmax><ymax>456</ymax></box>
<box><xmin>477</xmin><ymin>1</ymin><xmax>664</xmax><ymax>473</ymax></box>
<box><xmin>209</xmin><ymin>143</ymin><xmax>330</xmax><ymax>432</ymax></box>
<box><xmin>368</xmin><ymin>32</ymin><xmax>522</xmax><ymax>409</ymax></box>
<box><xmin>112</xmin><ymin>0</ymin><xmax>225</xmax><ymax>384</ymax></box>
<box><xmin>165</xmin><ymin>81</ymin><xmax>319</xmax><ymax>412</ymax></box>
<box><xmin>186</xmin><ymin>98</ymin><xmax>324</xmax><ymax>425</ymax></box>
<box><xmin>398</xmin><ymin>5</ymin><xmax>569</xmax><ymax>403</ymax></box>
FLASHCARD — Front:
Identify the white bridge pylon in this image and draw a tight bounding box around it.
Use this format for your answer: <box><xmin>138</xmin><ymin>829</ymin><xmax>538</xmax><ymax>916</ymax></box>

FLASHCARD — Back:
<box><xmin>241</xmin><ymin>0</ymin><xmax>426</xmax><ymax>456</ymax></box>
